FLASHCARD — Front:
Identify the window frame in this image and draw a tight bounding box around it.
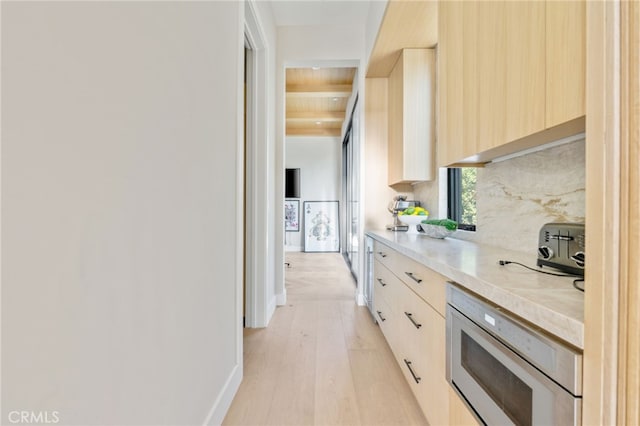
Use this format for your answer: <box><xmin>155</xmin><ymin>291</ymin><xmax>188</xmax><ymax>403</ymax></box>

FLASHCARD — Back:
<box><xmin>447</xmin><ymin>168</ymin><xmax>477</xmax><ymax>232</ymax></box>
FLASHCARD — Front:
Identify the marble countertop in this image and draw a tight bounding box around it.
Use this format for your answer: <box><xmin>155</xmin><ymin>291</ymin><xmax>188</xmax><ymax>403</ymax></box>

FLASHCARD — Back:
<box><xmin>366</xmin><ymin>229</ymin><xmax>585</xmax><ymax>350</ymax></box>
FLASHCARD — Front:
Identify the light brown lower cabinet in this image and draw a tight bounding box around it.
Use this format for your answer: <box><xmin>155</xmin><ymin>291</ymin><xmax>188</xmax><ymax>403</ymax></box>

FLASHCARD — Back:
<box><xmin>448</xmin><ymin>387</ymin><xmax>479</xmax><ymax>426</ymax></box>
<box><xmin>372</xmin><ymin>242</ymin><xmax>450</xmax><ymax>425</ymax></box>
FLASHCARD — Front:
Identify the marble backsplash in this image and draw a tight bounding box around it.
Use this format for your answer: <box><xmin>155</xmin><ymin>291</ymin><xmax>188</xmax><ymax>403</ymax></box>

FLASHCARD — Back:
<box><xmin>413</xmin><ymin>139</ymin><xmax>585</xmax><ymax>254</ymax></box>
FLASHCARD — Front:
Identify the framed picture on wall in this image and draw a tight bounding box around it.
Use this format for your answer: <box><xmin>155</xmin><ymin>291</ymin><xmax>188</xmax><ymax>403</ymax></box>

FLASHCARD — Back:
<box><xmin>284</xmin><ymin>199</ymin><xmax>300</xmax><ymax>232</ymax></box>
<box><xmin>303</xmin><ymin>201</ymin><xmax>340</xmax><ymax>253</ymax></box>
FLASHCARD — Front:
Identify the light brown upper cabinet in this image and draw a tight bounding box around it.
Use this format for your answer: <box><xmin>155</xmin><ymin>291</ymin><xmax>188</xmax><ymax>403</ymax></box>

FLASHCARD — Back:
<box><xmin>546</xmin><ymin>1</ymin><xmax>586</xmax><ymax>127</ymax></box>
<box><xmin>388</xmin><ymin>49</ymin><xmax>436</xmax><ymax>187</ymax></box>
<box><xmin>438</xmin><ymin>0</ymin><xmax>586</xmax><ymax>167</ymax></box>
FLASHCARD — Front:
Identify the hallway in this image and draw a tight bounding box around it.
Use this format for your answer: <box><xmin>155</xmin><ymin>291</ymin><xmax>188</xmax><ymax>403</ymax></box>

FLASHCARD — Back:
<box><xmin>223</xmin><ymin>253</ymin><xmax>427</xmax><ymax>425</ymax></box>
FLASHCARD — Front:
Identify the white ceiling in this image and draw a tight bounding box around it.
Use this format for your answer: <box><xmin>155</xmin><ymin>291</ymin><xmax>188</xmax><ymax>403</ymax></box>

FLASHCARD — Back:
<box><xmin>269</xmin><ymin>0</ymin><xmax>372</xmax><ymax>27</ymax></box>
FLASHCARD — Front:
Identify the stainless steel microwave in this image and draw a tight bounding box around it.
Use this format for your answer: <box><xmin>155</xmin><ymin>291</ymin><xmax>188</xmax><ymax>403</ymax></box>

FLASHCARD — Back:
<box><xmin>446</xmin><ymin>284</ymin><xmax>582</xmax><ymax>426</ymax></box>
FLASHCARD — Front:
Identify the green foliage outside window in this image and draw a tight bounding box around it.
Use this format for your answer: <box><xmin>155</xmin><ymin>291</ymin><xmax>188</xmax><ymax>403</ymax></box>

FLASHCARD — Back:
<box><xmin>460</xmin><ymin>168</ymin><xmax>477</xmax><ymax>226</ymax></box>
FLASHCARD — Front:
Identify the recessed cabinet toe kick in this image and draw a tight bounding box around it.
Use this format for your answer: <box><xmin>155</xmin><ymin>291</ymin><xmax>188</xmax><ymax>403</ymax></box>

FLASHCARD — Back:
<box><xmin>446</xmin><ymin>284</ymin><xmax>583</xmax><ymax>426</ymax></box>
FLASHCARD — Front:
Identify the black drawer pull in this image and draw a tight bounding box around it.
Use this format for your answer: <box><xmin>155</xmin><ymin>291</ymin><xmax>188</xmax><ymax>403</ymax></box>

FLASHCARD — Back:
<box><xmin>404</xmin><ymin>359</ymin><xmax>421</xmax><ymax>383</ymax></box>
<box><xmin>404</xmin><ymin>272</ymin><xmax>423</xmax><ymax>283</ymax></box>
<box><xmin>377</xmin><ymin>251</ymin><xmax>388</xmax><ymax>258</ymax></box>
<box><xmin>376</xmin><ymin>278</ymin><xmax>387</xmax><ymax>287</ymax></box>
<box><xmin>376</xmin><ymin>310</ymin><xmax>386</xmax><ymax>322</ymax></box>
<box><xmin>404</xmin><ymin>312</ymin><xmax>422</xmax><ymax>329</ymax></box>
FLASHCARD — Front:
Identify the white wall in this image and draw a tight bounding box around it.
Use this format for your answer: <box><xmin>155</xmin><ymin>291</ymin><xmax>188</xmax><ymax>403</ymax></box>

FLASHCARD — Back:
<box><xmin>275</xmin><ymin>24</ymin><xmax>365</xmax><ymax>304</ymax></box>
<box><xmin>2</xmin><ymin>3</ymin><xmax>243</xmax><ymax>425</ymax></box>
<box><xmin>285</xmin><ymin>137</ymin><xmax>342</xmax><ymax>251</ymax></box>
<box><xmin>278</xmin><ymin>25</ymin><xmax>366</xmax><ymax>65</ymax></box>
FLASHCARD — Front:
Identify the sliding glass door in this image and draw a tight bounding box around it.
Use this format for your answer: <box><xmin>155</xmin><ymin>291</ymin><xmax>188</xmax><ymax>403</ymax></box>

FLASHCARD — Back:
<box><xmin>342</xmin><ymin>99</ymin><xmax>359</xmax><ymax>279</ymax></box>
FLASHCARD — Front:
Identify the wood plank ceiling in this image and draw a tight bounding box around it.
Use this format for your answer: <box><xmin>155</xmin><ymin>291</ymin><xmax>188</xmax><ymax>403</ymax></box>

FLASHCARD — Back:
<box><xmin>286</xmin><ymin>67</ymin><xmax>356</xmax><ymax>137</ymax></box>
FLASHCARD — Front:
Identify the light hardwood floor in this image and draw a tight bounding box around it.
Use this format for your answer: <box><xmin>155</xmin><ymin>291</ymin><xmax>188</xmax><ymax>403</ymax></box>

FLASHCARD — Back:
<box><xmin>223</xmin><ymin>252</ymin><xmax>428</xmax><ymax>426</ymax></box>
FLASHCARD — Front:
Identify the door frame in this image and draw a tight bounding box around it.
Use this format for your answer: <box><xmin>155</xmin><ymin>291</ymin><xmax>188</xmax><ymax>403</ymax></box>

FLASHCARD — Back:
<box><xmin>244</xmin><ymin>1</ymin><xmax>271</xmax><ymax>328</ymax></box>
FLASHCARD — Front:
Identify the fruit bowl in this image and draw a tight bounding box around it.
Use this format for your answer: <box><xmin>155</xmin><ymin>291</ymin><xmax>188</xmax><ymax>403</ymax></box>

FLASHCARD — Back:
<box><xmin>398</xmin><ymin>214</ymin><xmax>428</xmax><ymax>234</ymax></box>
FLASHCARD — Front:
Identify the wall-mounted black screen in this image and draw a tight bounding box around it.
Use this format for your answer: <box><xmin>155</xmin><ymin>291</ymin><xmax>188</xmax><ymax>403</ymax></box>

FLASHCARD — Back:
<box><xmin>285</xmin><ymin>168</ymin><xmax>300</xmax><ymax>199</ymax></box>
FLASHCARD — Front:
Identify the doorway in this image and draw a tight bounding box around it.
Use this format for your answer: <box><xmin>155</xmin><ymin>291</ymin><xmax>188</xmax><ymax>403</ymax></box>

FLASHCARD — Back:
<box><xmin>283</xmin><ymin>66</ymin><xmax>357</xmax><ymax>256</ymax></box>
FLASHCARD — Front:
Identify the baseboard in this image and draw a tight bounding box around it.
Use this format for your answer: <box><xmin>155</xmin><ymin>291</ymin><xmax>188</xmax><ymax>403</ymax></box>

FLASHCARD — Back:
<box><xmin>285</xmin><ymin>245</ymin><xmax>302</xmax><ymax>252</ymax></box>
<box><xmin>276</xmin><ymin>290</ymin><xmax>287</xmax><ymax>306</ymax></box>
<box><xmin>203</xmin><ymin>363</ymin><xmax>242</xmax><ymax>426</ymax></box>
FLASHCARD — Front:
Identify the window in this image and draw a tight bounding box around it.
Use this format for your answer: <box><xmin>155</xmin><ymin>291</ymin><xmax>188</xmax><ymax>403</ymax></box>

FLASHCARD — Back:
<box><xmin>447</xmin><ymin>168</ymin><xmax>477</xmax><ymax>231</ymax></box>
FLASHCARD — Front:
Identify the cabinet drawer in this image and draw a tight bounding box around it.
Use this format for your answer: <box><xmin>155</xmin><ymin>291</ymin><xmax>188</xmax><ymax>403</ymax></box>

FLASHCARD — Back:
<box><xmin>389</xmin><ymin>252</ymin><xmax>447</xmax><ymax>317</ymax></box>
<box><xmin>393</xmin><ymin>277</ymin><xmax>433</xmax><ymax>347</ymax></box>
<box><xmin>373</xmin><ymin>259</ymin><xmax>396</xmax><ymax>308</ymax></box>
<box><xmin>393</xmin><ymin>279</ymin><xmax>449</xmax><ymax>425</ymax></box>
<box><xmin>410</xmin><ymin>311</ymin><xmax>448</xmax><ymax>426</ymax></box>
<box><xmin>373</xmin><ymin>241</ymin><xmax>395</xmax><ymax>268</ymax></box>
<box><xmin>373</xmin><ymin>295</ymin><xmax>395</xmax><ymax>347</ymax></box>
<box><xmin>391</xmin><ymin>322</ymin><xmax>450</xmax><ymax>426</ymax></box>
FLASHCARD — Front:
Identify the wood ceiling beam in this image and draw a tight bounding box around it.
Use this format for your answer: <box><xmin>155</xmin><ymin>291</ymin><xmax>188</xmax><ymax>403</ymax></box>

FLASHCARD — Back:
<box><xmin>286</xmin><ymin>127</ymin><xmax>342</xmax><ymax>137</ymax></box>
<box><xmin>287</xmin><ymin>121</ymin><xmax>342</xmax><ymax>130</ymax></box>
<box><xmin>285</xmin><ymin>91</ymin><xmax>350</xmax><ymax>98</ymax></box>
<box><xmin>286</xmin><ymin>111</ymin><xmax>345</xmax><ymax>122</ymax></box>
<box><xmin>286</xmin><ymin>83</ymin><xmax>352</xmax><ymax>93</ymax></box>
<box><xmin>286</xmin><ymin>84</ymin><xmax>353</xmax><ymax>98</ymax></box>
<box><xmin>286</xmin><ymin>93</ymin><xmax>351</xmax><ymax>99</ymax></box>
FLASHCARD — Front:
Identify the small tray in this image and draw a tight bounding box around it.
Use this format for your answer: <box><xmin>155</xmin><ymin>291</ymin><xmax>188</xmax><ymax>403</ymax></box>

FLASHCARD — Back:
<box><xmin>419</xmin><ymin>223</ymin><xmax>455</xmax><ymax>239</ymax></box>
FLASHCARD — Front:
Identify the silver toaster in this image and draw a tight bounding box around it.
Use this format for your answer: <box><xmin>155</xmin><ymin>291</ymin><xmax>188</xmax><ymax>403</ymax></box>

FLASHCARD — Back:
<box><xmin>537</xmin><ymin>223</ymin><xmax>585</xmax><ymax>276</ymax></box>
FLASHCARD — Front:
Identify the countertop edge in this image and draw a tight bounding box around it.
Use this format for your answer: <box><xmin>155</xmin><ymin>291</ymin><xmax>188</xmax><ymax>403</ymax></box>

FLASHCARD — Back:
<box><xmin>366</xmin><ymin>230</ymin><xmax>584</xmax><ymax>350</ymax></box>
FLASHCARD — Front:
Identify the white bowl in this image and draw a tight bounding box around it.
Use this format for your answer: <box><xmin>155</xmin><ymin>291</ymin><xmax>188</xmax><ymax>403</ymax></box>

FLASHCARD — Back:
<box><xmin>398</xmin><ymin>214</ymin><xmax>428</xmax><ymax>234</ymax></box>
